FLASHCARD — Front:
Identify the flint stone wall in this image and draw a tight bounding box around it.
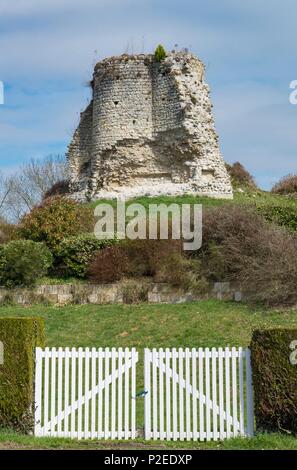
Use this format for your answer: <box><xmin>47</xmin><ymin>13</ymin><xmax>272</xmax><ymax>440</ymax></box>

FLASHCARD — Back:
<box><xmin>67</xmin><ymin>52</ymin><xmax>233</xmax><ymax>200</ymax></box>
<box><xmin>0</xmin><ymin>282</ymin><xmax>241</xmax><ymax>306</ymax></box>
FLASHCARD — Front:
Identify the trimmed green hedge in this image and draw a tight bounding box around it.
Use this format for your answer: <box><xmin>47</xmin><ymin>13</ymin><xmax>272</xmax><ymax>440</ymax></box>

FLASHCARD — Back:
<box><xmin>0</xmin><ymin>318</ymin><xmax>45</xmax><ymax>432</ymax></box>
<box><xmin>251</xmin><ymin>329</ymin><xmax>297</xmax><ymax>434</ymax></box>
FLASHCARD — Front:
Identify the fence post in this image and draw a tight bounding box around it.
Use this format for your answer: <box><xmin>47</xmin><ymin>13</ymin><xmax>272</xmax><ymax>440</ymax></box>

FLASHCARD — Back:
<box><xmin>246</xmin><ymin>348</ymin><xmax>254</xmax><ymax>437</ymax></box>
<box><xmin>34</xmin><ymin>347</ymin><xmax>43</xmax><ymax>437</ymax></box>
<box><xmin>144</xmin><ymin>348</ymin><xmax>151</xmax><ymax>440</ymax></box>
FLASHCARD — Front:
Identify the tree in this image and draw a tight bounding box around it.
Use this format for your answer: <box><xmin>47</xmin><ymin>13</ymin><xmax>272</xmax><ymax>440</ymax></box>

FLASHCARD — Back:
<box><xmin>0</xmin><ymin>154</ymin><xmax>67</xmax><ymax>222</ymax></box>
<box><xmin>154</xmin><ymin>44</ymin><xmax>166</xmax><ymax>62</ymax></box>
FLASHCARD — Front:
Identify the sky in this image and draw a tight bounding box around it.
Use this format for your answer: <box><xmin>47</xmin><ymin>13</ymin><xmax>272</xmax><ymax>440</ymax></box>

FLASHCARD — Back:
<box><xmin>0</xmin><ymin>0</ymin><xmax>296</xmax><ymax>189</ymax></box>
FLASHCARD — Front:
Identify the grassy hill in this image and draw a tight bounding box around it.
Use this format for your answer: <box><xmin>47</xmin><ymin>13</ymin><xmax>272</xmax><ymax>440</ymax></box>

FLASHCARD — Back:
<box><xmin>86</xmin><ymin>188</ymin><xmax>296</xmax><ymax>211</ymax></box>
<box><xmin>86</xmin><ymin>189</ymin><xmax>297</xmax><ymax>233</ymax></box>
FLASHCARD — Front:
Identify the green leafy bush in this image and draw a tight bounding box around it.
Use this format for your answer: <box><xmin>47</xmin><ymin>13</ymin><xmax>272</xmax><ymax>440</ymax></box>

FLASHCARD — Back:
<box><xmin>251</xmin><ymin>329</ymin><xmax>297</xmax><ymax>434</ymax></box>
<box><xmin>0</xmin><ymin>218</ymin><xmax>16</xmax><ymax>244</ymax></box>
<box><xmin>18</xmin><ymin>196</ymin><xmax>94</xmax><ymax>251</ymax></box>
<box><xmin>256</xmin><ymin>203</ymin><xmax>297</xmax><ymax>232</ymax></box>
<box><xmin>0</xmin><ymin>240</ymin><xmax>53</xmax><ymax>287</ymax></box>
<box><xmin>56</xmin><ymin>234</ymin><xmax>115</xmax><ymax>278</ymax></box>
<box><xmin>0</xmin><ymin>317</ymin><xmax>45</xmax><ymax>432</ymax></box>
<box><xmin>154</xmin><ymin>44</ymin><xmax>166</xmax><ymax>61</ymax></box>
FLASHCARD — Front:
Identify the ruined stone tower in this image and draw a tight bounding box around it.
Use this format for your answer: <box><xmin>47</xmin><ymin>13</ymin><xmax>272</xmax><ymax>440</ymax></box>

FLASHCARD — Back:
<box><xmin>67</xmin><ymin>52</ymin><xmax>233</xmax><ymax>200</ymax></box>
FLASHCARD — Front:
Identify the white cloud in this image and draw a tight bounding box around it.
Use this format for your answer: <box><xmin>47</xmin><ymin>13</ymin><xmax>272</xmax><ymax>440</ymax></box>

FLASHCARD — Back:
<box><xmin>0</xmin><ymin>0</ymin><xmax>296</xmax><ymax>188</ymax></box>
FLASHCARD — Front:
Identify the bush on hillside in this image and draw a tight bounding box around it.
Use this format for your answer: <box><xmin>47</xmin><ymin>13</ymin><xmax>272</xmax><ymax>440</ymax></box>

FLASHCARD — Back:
<box><xmin>256</xmin><ymin>203</ymin><xmax>297</xmax><ymax>232</ymax></box>
<box><xmin>18</xmin><ymin>196</ymin><xmax>94</xmax><ymax>252</ymax></box>
<box><xmin>88</xmin><ymin>239</ymin><xmax>183</xmax><ymax>284</ymax></box>
<box><xmin>154</xmin><ymin>254</ymin><xmax>208</xmax><ymax>294</ymax></box>
<box><xmin>88</xmin><ymin>244</ymin><xmax>130</xmax><ymax>283</ymax></box>
<box><xmin>199</xmin><ymin>205</ymin><xmax>297</xmax><ymax>306</ymax></box>
<box><xmin>123</xmin><ymin>239</ymin><xmax>182</xmax><ymax>277</ymax></box>
<box><xmin>120</xmin><ymin>279</ymin><xmax>149</xmax><ymax>304</ymax></box>
<box><xmin>56</xmin><ymin>234</ymin><xmax>115</xmax><ymax>278</ymax></box>
<box><xmin>272</xmin><ymin>174</ymin><xmax>297</xmax><ymax>195</ymax></box>
<box><xmin>0</xmin><ymin>219</ymin><xmax>16</xmax><ymax>244</ymax></box>
<box><xmin>226</xmin><ymin>161</ymin><xmax>257</xmax><ymax>189</ymax></box>
<box><xmin>0</xmin><ymin>240</ymin><xmax>53</xmax><ymax>287</ymax></box>
<box><xmin>43</xmin><ymin>179</ymin><xmax>70</xmax><ymax>199</ymax></box>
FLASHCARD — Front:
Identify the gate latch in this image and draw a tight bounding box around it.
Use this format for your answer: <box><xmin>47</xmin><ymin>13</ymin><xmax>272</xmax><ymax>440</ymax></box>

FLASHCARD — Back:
<box><xmin>132</xmin><ymin>390</ymin><xmax>148</xmax><ymax>399</ymax></box>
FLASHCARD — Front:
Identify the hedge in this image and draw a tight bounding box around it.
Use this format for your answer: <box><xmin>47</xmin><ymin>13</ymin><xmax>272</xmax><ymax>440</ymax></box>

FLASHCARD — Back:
<box><xmin>0</xmin><ymin>317</ymin><xmax>45</xmax><ymax>432</ymax></box>
<box><xmin>251</xmin><ymin>329</ymin><xmax>297</xmax><ymax>434</ymax></box>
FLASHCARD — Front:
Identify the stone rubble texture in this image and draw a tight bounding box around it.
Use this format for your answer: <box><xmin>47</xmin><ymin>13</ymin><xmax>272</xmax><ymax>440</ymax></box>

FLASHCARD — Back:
<box><xmin>67</xmin><ymin>52</ymin><xmax>233</xmax><ymax>200</ymax></box>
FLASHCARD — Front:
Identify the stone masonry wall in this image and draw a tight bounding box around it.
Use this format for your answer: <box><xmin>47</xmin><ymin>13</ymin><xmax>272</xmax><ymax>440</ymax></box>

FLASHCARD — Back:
<box><xmin>67</xmin><ymin>52</ymin><xmax>233</xmax><ymax>200</ymax></box>
<box><xmin>0</xmin><ymin>282</ymin><xmax>240</xmax><ymax>306</ymax></box>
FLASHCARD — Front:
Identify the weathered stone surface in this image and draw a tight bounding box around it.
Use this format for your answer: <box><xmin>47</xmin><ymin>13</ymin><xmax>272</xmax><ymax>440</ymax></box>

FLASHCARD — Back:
<box><xmin>67</xmin><ymin>52</ymin><xmax>233</xmax><ymax>200</ymax></box>
<box><xmin>0</xmin><ymin>282</ymin><xmax>240</xmax><ymax>305</ymax></box>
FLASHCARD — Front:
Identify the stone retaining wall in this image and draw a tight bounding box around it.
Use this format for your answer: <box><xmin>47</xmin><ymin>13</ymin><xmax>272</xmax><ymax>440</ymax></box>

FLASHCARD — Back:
<box><xmin>0</xmin><ymin>282</ymin><xmax>241</xmax><ymax>306</ymax></box>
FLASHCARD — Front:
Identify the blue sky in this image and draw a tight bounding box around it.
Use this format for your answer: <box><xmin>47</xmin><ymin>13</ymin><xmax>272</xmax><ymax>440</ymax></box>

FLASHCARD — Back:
<box><xmin>0</xmin><ymin>0</ymin><xmax>296</xmax><ymax>189</ymax></box>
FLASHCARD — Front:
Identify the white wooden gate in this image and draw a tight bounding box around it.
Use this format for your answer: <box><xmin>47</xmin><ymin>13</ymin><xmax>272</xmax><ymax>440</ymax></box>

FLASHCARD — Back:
<box><xmin>144</xmin><ymin>347</ymin><xmax>254</xmax><ymax>441</ymax></box>
<box><xmin>34</xmin><ymin>347</ymin><xmax>138</xmax><ymax>439</ymax></box>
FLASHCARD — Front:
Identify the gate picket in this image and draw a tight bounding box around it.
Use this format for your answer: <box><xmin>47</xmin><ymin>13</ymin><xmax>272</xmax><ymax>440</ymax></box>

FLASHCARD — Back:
<box><xmin>35</xmin><ymin>346</ymin><xmax>254</xmax><ymax>442</ymax></box>
<box><xmin>143</xmin><ymin>347</ymin><xmax>254</xmax><ymax>441</ymax></box>
<box><xmin>35</xmin><ymin>347</ymin><xmax>138</xmax><ymax>439</ymax></box>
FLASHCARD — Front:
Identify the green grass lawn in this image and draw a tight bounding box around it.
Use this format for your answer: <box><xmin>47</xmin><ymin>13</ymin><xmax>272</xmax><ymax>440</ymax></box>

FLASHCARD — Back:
<box><xmin>0</xmin><ymin>300</ymin><xmax>295</xmax><ymax>349</ymax></box>
<box><xmin>0</xmin><ymin>431</ymin><xmax>297</xmax><ymax>450</ymax></box>
<box><xmin>0</xmin><ymin>300</ymin><xmax>297</xmax><ymax>450</ymax></box>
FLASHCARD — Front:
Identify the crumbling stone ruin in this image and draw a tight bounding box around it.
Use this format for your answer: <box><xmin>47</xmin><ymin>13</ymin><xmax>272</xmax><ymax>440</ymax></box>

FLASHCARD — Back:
<box><xmin>67</xmin><ymin>51</ymin><xmax>233</xmax><ymax>200</ymax></box>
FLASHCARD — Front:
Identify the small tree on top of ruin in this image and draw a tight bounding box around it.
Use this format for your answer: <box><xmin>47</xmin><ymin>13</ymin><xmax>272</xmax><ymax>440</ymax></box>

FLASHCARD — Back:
<box><xmin>154</xmin><ymin>44</ymin><xmax>166</xmax><ymax>62</ymax></box>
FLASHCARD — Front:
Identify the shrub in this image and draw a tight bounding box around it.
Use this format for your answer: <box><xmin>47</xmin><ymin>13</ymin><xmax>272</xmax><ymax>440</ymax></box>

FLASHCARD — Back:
<box><xmin>200</xmin><ymin>205</ymin><xmax>266</xmax><ymax>276</ymax></box>
<box><xmin>120</xmin><ymin>279</ymin><xmax>148</xmax><ymax>304</ymax></box>
<box><xmin>0</xmin><ymin>317</ymin><xmax>45</xmax><ymax>432</ymax></box>
<box><xmin>256</xmin><ymin>202</ymin><xmax>297</xmax><ymax>232</ymax></box>
<box><xmin>123</xmin><ymin>239</ymin><xmax>182</xmax><ymax>277</ymax></box>
<box><xmin>154</xmin><ymin>254</ymin><xmax>208</xmax><ymax>294</ymax></box>
<box><xmin>251</xmin><ymin>329</ymin><xmax>297</xmax><ymax>434</ymax></box>
<box><xmin>199</xmin><ymin>205</ymin><xmax>297</xmax><ymax>306</ymax></box>
<box><xmin>88</xmin><ymin>244</ymin><xmax>129</xmax><ymax>283</ymax></box>
<box><xmin>0</xmin><ymin>218</ymin><xmax>16</xmax><ymax>244</ymax></box>
<box><xmin>0</xmin><ymin>240</ymin><xmax>53</xmax><ymax>288</ymax></box>
<box><xmin>88</xmin><ymin>239</ymin><xmax>183</xmax><ymax>284</ymax></box>
<box><xmin>56</xmin><ymin>234</ymin><xmax>115</xmax><ymax>278</ymax></box>
<box><xmin>226</xmin><ymin>161</ymin><xmax>257</xmax><ymax>189</ymax></box>
<box><xmin>43</xmin><ymin>179</ymin><xmax>70</xmax><ymax>199</ymax></box>
<box><xmin>154</xmin><ymin>44</ymin><xmax>166</xmax><ymax>62</ymax></box>
<box><xmin>18</xmin><ymin>196</ymin><xmax>94</xmax><ymax>251</ymax></box>
<box><xmin>272</xmin><ymin>174</ymin><xmax>297</xmax><ymax>195</ymax></box>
